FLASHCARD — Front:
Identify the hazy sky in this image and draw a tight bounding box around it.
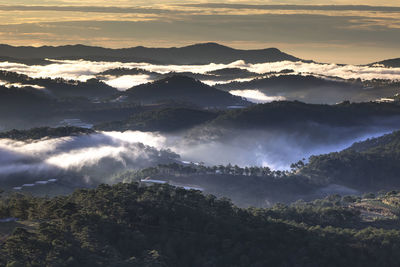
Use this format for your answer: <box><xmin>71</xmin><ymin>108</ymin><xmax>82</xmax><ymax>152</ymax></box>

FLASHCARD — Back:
<box><xmin>0</xmin><ymin>1</ymin><xmax>399</xmax><ymax>64</ymax></box>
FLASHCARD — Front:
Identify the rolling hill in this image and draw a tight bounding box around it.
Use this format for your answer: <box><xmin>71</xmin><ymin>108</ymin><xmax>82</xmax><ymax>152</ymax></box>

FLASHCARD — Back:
<box><xmin>95</xmin><ymin>107</ymin><xmax>219</xmax><ymax>132</ymax></box>
<box><xmin>299</xmin><ymin>130</ymin><xmax>400</xmax><ymax>190</ymax></box>
<box><xmin>124</xmin><ymin>75</ymin><xmax>250</xmax><ymax>107</ymax></box>
<box><xmin>207</xmin><ymin>100</ymin><xmax>400</xmax><ymax>129</ymax></box>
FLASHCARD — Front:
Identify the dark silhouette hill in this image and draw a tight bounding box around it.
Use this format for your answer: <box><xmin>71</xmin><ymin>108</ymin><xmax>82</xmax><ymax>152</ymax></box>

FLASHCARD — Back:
<box><xmin>0</xmin><ymin>85</ymin><xmax>59</xmax><ymax>129</ymax></box>
<box><xmin>0</xmin><ymin>56</ymin><xmax>52</xmax><ymax>65</ymax></box>
<box><xmin>95</xmin><ymin>107</ymin><xmax>219</xmax><ymax>132</ymax></box>
<box><xmin>124</xmin><ymin>75</ymin><xmax>250</xmax><ymax>107</ymax></box>
<box><xmin>97</xmin><ymin>67</ymin><xmax>162</xmax><ymax>78</ymax></box>
<box><xmin>299</xmin><ymin>130</ymin><xmax>400</xmax><ymax>191</ymax></box>
<box><xmin>0</xmin><ymin>42</ymin><xmax>300</xmax><ymax>64</ymax></box>
<box><xmin>0</xmin><ymin>86</ymin><xmax>56</xmax><ymax>115</ymax></box>
<box><xmin>207</xmin><ymin>67</ymin><xmax>257</xmax><ymax>76</ymax></box>
<box><xmin>208</xmin><ymin>101</ymin><xmax>400</xmax><ymax>129</ymax></box>
<box><xmin>371</xmin><ymin>58</ymin><xmax>400</xmax><ymax>68</ymax></box>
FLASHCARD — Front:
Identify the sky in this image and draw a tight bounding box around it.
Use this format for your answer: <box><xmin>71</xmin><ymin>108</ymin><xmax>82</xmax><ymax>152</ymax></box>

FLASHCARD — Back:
<box><xmin>0</xmin><ymin>1</ymin><xmax>399</xmax><ymax>64</ymax></box>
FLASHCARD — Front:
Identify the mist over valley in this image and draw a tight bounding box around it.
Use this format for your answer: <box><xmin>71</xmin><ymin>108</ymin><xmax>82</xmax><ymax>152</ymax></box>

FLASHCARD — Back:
<box><xmin>1</xmin><ymin>41</ymin><xmax>400</xmax><ymax>266</ymax></box>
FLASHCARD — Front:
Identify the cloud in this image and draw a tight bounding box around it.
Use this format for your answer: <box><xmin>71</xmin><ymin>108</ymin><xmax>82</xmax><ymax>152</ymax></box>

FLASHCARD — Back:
<box><xmin>202</xmin><ymin>78</ymin><xmax>256</xmax><ymax>86</ymax></box>
<box><xmin>172</xmin><ymin>120</ymin><xmax>400</xmax><ymax>170</ymax></box>
<box><xmin>102</xmin><ymin>131</ymin><xmax>167</xmax><ymax>148</ymax></box>
<box><xmin>103</xmin><ymin>75</ymin><xmax>152</xmax><ymax>90</ymax></box>
<box><xmin>0</xmin><ymin>5</ymin><xmax>179</xmax><ymax>14</ymax></box>
<box><xmin>0</xmin><ymin>131</ymin><xmax>176</xmax><ymax>184</ymax></box>
<box><xmin>181</xmin><ymin>3</ymin><xmax>400</xmax><ymax>12</ymax></box>
<box><xmin>1</xmin><ymin>119</ymin><xmax>400</xmax><ymax>189</ymax></box>
<box><xmin>0</xmin><ymin>60</ymin><xmax>128</xmax><ymax>81</ymax></box>
<box><xmin>1</xmin><ymin>59</ymin><xmax>400</xmax><ymax>89</ymax></box>
<box><xmin>0</xmin><ymin>80</ymin><xmax>45</xmax><ymax>89</ymax></box>
<box><xmin>247</xmin><ymin>60</ymin><xmax>400</xmax><ymax>80</ymax></box>
<box><xmin>229</xmin><ymin>89</ymin><xmax>286</xmax><ymax>103</ymax></box>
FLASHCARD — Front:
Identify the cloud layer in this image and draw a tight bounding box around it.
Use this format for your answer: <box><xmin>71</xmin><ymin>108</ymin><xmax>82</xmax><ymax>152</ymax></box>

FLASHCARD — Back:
<box><xmin>0</xmin><ymin>131</ymin><xmax>176</xmax><ymax>185</ymax></box>
<box><xmin>0</xmin><ymin>59</ymin><xmax>399</xmax><ymax>91</ymax></box>
<box><xmin>1</xmin><ymin>117</ymin><xmax>400</xmax><ymax>190</ymax></box>
<box><xmin>229</xmin><ymin>89</ymin><xmax>286</xmax><ymax>103</ymax></box>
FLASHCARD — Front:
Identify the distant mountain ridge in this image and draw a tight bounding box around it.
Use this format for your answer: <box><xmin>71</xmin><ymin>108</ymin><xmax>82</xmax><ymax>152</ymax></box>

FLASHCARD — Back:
<box><xmin>371</xmin><ymin>58</ymin><xmax>400</xmax><ymax>68</ymax></box>
<box><xmin>0</xmin><ymin>42</ymin><xmax>300</xmax><ymax>64</ymax></box>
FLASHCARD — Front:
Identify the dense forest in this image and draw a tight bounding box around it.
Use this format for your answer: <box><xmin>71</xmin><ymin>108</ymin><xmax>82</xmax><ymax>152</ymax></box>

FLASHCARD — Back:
<box><xmin>114</xmin><ymin>130</ymin><xmax>400</xmax><ymax>206</ymax></box>
<box><xmin>0</xmin><ymin>127</ymin><xmax>95</xmax><ymax>141</ymax></box>
<box><xmin>209</xmin><ymin>100</ymin><xmax>400</xmax><ymax>129</ymax></box>
<box><xmin>115</xmin><ymin>163</ymin><xmax>316</xmax><ymax>206</ymax></box>
<box><xmin>94</xmin><ymin>101</ymin><xmax>400</xmax><ymax>135</ymax></box>
<box><xmin>299</xmin><ymin>130</ymin><xmax>400</xmax><ymax>190</ymax></box>
<box><xmin>95</xmin><ymin>108</ymin><xmax>219</xmax><ymax>132</ymax></box>
<box><xmin>0</xmin><ymin>183</ymin><xmax>399</xmax><ymax>266</ymax></box>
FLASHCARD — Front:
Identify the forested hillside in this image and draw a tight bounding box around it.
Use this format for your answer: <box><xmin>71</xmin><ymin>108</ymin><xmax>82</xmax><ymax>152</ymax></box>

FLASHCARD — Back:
<box><xmin>0</xmin><ymin>71</ymin><xmax>118</xmax><ymax>98</ymax></box>
<box><xmin>0</xmin><ymin>127</ymin><xmax>95</xmax><ymax>141</ymax></box>
<box><xmin>95</xmin><ymin>108</ymin><xmax>219</xmax><ymax>132</ymax></box>
<box><xmin>208</xmin><ymin>100</ymin><xmax>400</xmax><ymax>129</ymax></box>
<box><xmin>299</xmin><ymin>131</ymin><xmax>400</xmax><ymax>190</ymax></box>
<box><xmin>124</xmin><ymin>75</ymin><xmax>250</xmax><ymax>107</ymax></box>
<box><xmin>1</xmin><ymin>183</ymin><xmax>400</xmax><ymax>267</ymax></box>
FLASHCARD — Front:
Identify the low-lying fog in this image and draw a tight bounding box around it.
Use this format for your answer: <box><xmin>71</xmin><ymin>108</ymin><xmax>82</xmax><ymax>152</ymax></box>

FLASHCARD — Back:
<box><xmin>1</xmin><ymin>58</ymin><xmax>400</xmax><ymax>189</ymax></box>
<box><xmin>0</xmin><ymin>132</ymin><xmax>177</xmax><ymax>186</ymax></box>
<box><xmin>229</xmin><ymin>90</ymin><xmax>286</xmax><ymax>103</ymax></box>
<box><xmin>1</xmin><ymin>59</ymin><xmax>400</xmax><ymax>90</ymax></box>
<box><xmin>172</xmin><ymin>125</ymin><xmax>398</xmax><ymax>169</ymax></box>
<box><xmin>1</xmin><ymin>119</ymin><xmax>399</xmax><ymax>188</ymax></box>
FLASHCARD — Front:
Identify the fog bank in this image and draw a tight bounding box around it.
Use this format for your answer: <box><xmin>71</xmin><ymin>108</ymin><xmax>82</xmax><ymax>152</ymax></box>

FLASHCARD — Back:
<box><xmin>0</xmin><ymin>59</ymin><xmax>399</xmax><ymax>90</ymax></box>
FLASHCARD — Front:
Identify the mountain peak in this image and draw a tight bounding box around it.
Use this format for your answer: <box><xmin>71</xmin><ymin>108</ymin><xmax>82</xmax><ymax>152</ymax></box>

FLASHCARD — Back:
<box><xmin>125</xmin><ymin>75</ymin><xmax>249</xmax><ymax>107</ymax></box>
<box><xmin>184</xmin><ymin>42</ymin><xmax>231</xmax><ymax>49</ymax></box>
